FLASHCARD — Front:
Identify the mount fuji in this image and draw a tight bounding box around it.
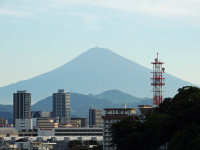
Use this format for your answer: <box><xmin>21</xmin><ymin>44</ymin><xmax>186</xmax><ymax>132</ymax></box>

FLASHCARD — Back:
<box><xmin>0</xmin><ymin>47</ymin><xmax>192</xmax><ymax>104</ymax></box>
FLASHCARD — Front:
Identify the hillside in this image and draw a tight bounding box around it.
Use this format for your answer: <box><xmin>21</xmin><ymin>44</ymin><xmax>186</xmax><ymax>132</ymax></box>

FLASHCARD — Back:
<box><xmin>32</xmin><ymin>92</ymin><xmax>114</xmax><ymax>118</ymax></box>
<box><xmin>32</xmin><ymin>90</ymin><xmax>152</xmax><ymax>117</ymax></box>
<box><xmin>95</xmin><ymin>89</ymin><xmax>142</xmax><ymax>104</ymax></box>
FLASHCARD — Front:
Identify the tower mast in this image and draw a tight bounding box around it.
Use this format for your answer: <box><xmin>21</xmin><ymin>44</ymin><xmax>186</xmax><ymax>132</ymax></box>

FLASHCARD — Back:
<box><xmin>151</xmin><ymin>53</ymin><xmax>165</xmax><ymax>105</ymax></box>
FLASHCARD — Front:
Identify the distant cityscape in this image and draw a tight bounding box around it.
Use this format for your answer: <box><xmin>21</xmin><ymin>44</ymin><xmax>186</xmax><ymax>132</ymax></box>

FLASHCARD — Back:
<box><xmin>1</xmin><ymin>88</ymin><xmax>152</xmax><ymax>150</ymax></box>
<box><xmin>0</xmin><ymin>52</ymin><xmax>197</xmax><ymax>150</ymax></box>
<box><xmin>0</xmin><ymin>53</ymin><xmax>165</xmax><ymax>150</ymax></box>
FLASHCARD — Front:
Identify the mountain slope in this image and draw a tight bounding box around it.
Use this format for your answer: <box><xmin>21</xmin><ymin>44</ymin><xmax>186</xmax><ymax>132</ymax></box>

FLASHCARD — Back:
<box><xmin>95</xmin><ymin>90</ymin><xmax>142</xmax><ymax>104</ymax></box>
<box><xmin>32</xmin><ymin>90</ymin><xmax>152</xmax><ymax>117</ymax></box>
<box><xmin>0</xmin><ymin>47</ymin><xmax>192</xmax><ymax>104</ymax></box>
<box><xmin>32</xmin><ymin>92</ymin><xmax>114</xmax><ymax>118</ymax></box>
<box><xmin>0</xmin><ymin>104</ymin><xmax>12</xmax><ymax>112</ymax></box>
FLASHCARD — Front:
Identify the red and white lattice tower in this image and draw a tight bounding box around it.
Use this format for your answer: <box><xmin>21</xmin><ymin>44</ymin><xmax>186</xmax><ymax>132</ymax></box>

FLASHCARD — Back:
<box><xmin>151</xmin><ymin>53</ymin><xmax>165</xmax><ymax>105</ymax></box>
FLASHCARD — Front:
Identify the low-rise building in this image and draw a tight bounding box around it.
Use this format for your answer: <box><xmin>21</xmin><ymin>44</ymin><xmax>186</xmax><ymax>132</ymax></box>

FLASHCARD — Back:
<box><xmin>15</xmin><ymin>119</ymin><xmax>33</xmax><ymax>131</ymax></box>
<box><xmin>70</xmin><ymin>119</ymin><xmax>82</xmax><ymax>128</ymax></box>
<box><xmin>37</xmin><ymin>118</ymin><xmax>58</xmax><ymax>129</ymax></box>
<box><xmin>0</xmin><ymin>118</ymin><xmax>8</xmax><ymax>125</ymax></box>
<box><xmin>38</xmin><ymin>127</ymin><xmax>103</xmax><ymax>137</ymax></box>
<box><xmin>71</xmin><ymin>118</ymin><xmax>88</xmax><ymax>128</ymax></box>
<box><xmin>0</xmin><ymin>128</ymin><xmax>18</xmax><ymax>137</ymax></box>
<box><xmin>18</xmin><ymin>129</ymin><xmax>37</xmax><ymax>137</ymax></box>
<box><xmin>0</xmin><ymin>118</ymin><xmax>13</xmax><ymax>127</ymax></box>
<box><xmin>54</xmin><ymin>128</ymin><xmax>103</xmax><ymax>136</ymax></box>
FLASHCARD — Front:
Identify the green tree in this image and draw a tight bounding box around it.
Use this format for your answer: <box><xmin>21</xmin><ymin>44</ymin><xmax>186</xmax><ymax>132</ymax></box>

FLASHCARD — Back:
<box><xmin>168</xmin><ymin>123</ymin><xmax>200</xmax><ymax>150</ymax></box>
<box><xmin>110</xmin><ymin>117</ymin><xmax>143</xmax><ymax>150</ymax></box>
<box><xmin>142</xmin><ymin>113</ymin><xmax>173</xmax><ymax>150</ymax></box>
<box><xmin>111</xmin><ymin>86</ymin><xmax>200</xmax><ymax>150</ymax></box>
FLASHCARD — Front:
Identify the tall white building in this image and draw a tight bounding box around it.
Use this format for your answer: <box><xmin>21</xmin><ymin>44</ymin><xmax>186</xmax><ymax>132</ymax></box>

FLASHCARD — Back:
<box><xmin>52</xmin><ymin>89</ymin><xmax>70</xmax><ymax>124</ymax></box>
<box><xmin>102</xmin><ymin>106</ymin><xmax>136</xmax><ymax>150</ymax></box>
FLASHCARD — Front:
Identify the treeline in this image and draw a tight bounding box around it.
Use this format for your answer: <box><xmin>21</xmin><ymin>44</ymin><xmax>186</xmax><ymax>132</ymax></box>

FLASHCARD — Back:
<box><xmin>111</xmin><ymin>86</ymin><xmax>200</xmax><ymax>150</ymax></box>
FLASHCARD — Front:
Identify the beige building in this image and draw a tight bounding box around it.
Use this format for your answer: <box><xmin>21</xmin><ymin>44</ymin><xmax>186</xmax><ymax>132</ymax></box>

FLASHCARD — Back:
<box><xmin>70</xmin><ymin>119</ymin><xmax>82</xmax><ymax>128</ymax></box>
<box><xmin>102</xmin><ymin>106</ymin><xmax>136</xmax><ymax>150</ymax></box>
<box><xmin>37</xmin><ymin>118</ymin><xmax>58</xmax><ymax>129</ymax></box>
<box><xmin>71</xmin><ymin>118</ymin><xmax>88</xmax><ymax>128</ymax></box>
<box><xmin>0</xmin><ymin>128</ymin><xmax>18</xmax><ymax>137</ymax></box>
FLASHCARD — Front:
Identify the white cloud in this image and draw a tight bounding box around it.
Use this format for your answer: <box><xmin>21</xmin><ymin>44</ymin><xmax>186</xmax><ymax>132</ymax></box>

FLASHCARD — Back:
<box><xmin>1</xmin><ymin>0</ymin><xmax>200</xmax><ymax>19</ymax></box>
<box><xmin>0</xmin><ymin>8</ymin><xmax>31</xmax><ymax>17</ymax></box>
<box><xmin>42</xmin><ymin>0</ymin><xmax>200</xmax><ymax>18</ymax></box>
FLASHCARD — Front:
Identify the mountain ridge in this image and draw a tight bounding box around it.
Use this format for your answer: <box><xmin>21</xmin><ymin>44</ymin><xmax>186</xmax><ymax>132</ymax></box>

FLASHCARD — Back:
<box><xmin>32</xmin><ymin>89</ymin><xmax>152</xmax><ymax>117</ymax></box>
<box><xmin>0</xmin><ymin>47</ymin><xmax>192</xmax><ymax>104</ymax></box>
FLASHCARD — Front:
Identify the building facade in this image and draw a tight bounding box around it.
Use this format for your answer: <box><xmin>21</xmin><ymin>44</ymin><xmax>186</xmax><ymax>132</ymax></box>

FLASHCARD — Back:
<box><xmin>13</xmin><ymin>90</ymin><xmax>31</xmax><ymax>130</ymax></box>
<box><xmin>102</xmin><ymin>107</ymin><xmax>136</xmax><ymax>150</ymax></box>
<box><xmin>71</xmin><ymin>118</ymin><xmax>88</xmax><ymax>128</ymax></box>
<box><xmin>0</xmin><ymin>128</ymin><xmax>18</xmax><ymax>137</ymax></box>
<box><xmin>0</xmin><ymin>118</ymin><xmax>8</xmax><ymax>126</ymax></box>
<box><xmin>37</xmin><ymin>127</ymin><xmax>103</xmax><ymax>137</ymax></box>
<box><xmin>70</xmin><ymin>119</ymin><xmax>82</xmax><ymax>128</ymax></box>
<box><xmin>37</xmin><ymin>118</ymin><xmax>58</xmax><ymax>129</ymax></box>
<box><xmin>89</xmin><ymin>108</ymin><xmax>103</xmax><ymax>128</ymax></box>
<box><xmin>0</xmin><ymin>118</ymin><xmax>13</xmax><ymax>127</ymax></box>
<box><xmin>15</xmin><ymin>119</ymin><xmax>33</xmax><ymax>131</ymax></box>
<box><xmin>52</xmin><ymin>89</ymin><xmax>70</xmax><ymax>124</ymax></box>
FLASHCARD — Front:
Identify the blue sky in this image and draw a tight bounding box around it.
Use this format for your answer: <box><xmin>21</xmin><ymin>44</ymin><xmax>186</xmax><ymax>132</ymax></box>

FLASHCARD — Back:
<box><xmin>0</xmin><ymin>0</ymin><xmax>200</xmax><ymax>87</ymax></box>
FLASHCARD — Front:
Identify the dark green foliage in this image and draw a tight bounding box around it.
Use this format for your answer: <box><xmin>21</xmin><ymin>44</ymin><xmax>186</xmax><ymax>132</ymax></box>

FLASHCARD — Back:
<box><xmin>142</xmin><ymin>113</ymin><xmax>173</xmax><ymax>150</ymax></box>
<box><xmin>68</xmin><ymin>140</ymin><xmax>82</xmax><ymax>149</ymax></box>
<box><xmin>111</xmin><ymin>86</ymin><xmax>200</xmax><ymax>150</ymax></box>
<box><xmin>168</xmin><ymin>124</ymin><xmax>200</xmax><ymax>150</ymax></box>
<box><xmin>67</xmin><ymin>140</ymin><xmax>102</xmax><ymax>150</ymax></box>
<box><xmin>111</xmin><ymin>117</ymin><xmax>144</xmax><ymax>150</ymax></box>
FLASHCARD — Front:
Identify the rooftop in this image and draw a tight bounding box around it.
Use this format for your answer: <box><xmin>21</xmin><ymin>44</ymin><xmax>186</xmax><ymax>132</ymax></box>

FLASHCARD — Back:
<box><xmin>104</xmin><ymin>108</ymin><xmax>136</xmax><ymax>110</ymax></box>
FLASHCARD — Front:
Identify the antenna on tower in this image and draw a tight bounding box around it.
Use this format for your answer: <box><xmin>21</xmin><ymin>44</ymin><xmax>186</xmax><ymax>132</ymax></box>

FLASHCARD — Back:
<box><xmin>151</xmin><ymin>53</ymin><xmax>165</xmax><ymax>105</ymax></box>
